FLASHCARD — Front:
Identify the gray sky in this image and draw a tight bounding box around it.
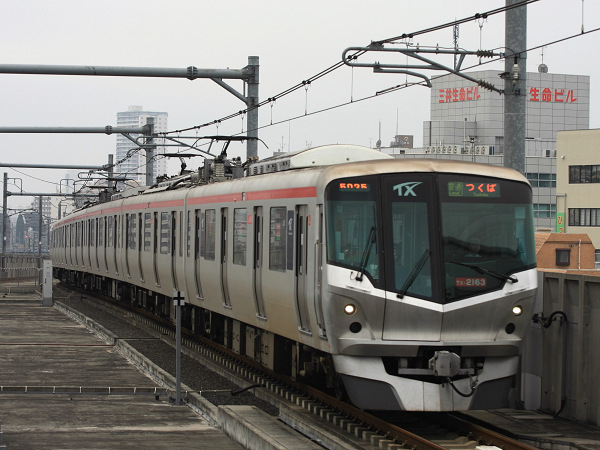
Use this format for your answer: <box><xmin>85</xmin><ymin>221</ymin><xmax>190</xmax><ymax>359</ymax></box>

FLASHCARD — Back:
<box><xmin>1</xmin><ymin>0</ymin><xmax>598</xmax><ymax>210</ymax></box>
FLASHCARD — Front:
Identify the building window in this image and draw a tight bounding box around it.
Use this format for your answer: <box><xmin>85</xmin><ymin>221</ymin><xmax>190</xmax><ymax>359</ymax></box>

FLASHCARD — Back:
<box><xmin>569</xmin><ymin>165</ymin><xmax>600</xmax><ymax>183</ymax></box>
<box><xmin>533</xmin><ymin>203</ymin><xmax>556</xmax><ymax>218</ymax></box>
<box><xmin>556</xmin><ymin>248</ymin><xmax>571</xmax><ymax>266</ymax></box>
<box><xmin>526</xmin><ymin>172</ymin><xmax>556</xmax><ymax>188</ymax></box>
<box><xmin>569</xmin><ymin>208</ymin><xmax>600</xmax><ymax>226</ymax></box>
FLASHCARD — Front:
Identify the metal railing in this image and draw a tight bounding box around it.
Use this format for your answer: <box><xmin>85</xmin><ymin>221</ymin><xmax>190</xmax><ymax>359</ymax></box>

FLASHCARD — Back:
<box><xmin>0</xmin><ymin>253</ymin><xmax>48</xmax><ymax>290</ymax></box>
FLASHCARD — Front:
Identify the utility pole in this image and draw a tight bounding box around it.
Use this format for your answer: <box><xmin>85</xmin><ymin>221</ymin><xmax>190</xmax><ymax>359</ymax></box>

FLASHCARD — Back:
<box><xmin>503</xmin><ymin>0</ymin><xmax>527</xmax><ymax>174</ymax></box>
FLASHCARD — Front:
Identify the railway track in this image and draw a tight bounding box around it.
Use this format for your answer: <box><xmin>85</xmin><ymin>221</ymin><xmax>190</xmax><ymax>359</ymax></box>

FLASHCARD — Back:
<box><xmin>55</xmin><ymin>283</ymin><xmax>537</xmax><ymax>450</ymax></box>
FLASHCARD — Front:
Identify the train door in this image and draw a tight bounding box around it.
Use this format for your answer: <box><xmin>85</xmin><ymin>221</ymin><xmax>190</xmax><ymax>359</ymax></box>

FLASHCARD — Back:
<box><xmin>124</xmin><ymin>213</ymin><xmax>131</xmax><ymax>277</ymax></box>
<box><xmin>138</xmin><ymin>212</ymin><xmax>144</xmax><ymax>282</ymax></box>
<box><xmin>74</xmin><ymin>222</ymin><xmax>79</xmax><ymax>266</ymax></box>
<box><xmin>86</xmin><ymin>220</ymin><xmax>91</xmax><ymax>268</ymax></box>
<box><xmin>253</xmin><ymin>206</ymin><xmax>266</xmax><ymax>318</ymax></box>
<box><xmin>194</xmin><ymin>209</ymin><xmax>203</xmax><ymax>299</ymax></box>
<box><xmin>153</xmin><ymin>211</ymin><xmax>160</xmax><ymax>286</ymax></box>
<box><xmin>100</xmin><ymin>217</ymin><xmax>107</xmax><ymax>272</ymax></box>
<box><xmin>171</xmin><ymin>211</ymin><xmax>177</xmax><ymax>290</ymax></box>
<box><xmin>94</xmin><ymin>218</ymin><xmax>100</xmax><ymax>270</ymax></box>
<box><xmin>295</xmin><ymin>205</ymin><xmax>311</xmax><ymax>333</ymax></box>
<box><xmin>112</xmin><ymin>215</ymin><xmax>119</xmax><ymax>275</ymax></box>
<box><xmin>68</xmin><ymin>224</ymin><xmax>74</xmax><ymax>266</ymax></box>
<box><xmin>314</xmin><ymin>205</ymin><xmax>326</xmax><ymax>337</ymax></box>
<box><xmin>221</xmin><ymin>208</ymin><xmax>231</xmax><ymax>307</ymax></box>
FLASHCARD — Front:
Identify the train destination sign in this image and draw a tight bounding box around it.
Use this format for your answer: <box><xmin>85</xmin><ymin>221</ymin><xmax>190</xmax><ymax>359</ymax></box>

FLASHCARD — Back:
<box><xmin>447</xmin><ymin>181</ymin><xmax>500</xmax><ymax>198</ymax></box>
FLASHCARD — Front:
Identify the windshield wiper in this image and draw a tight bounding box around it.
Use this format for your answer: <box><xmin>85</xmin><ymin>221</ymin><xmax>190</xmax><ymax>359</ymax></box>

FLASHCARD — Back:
<box><xmin>397</xmin><ymin>249</ymin><xmax>430</xmax><ymax>299</ymax></box>
<box><xmin>449</xmin><ymin>261</ymin><xmax>518</xmax><ymax>283</ymax></box>
<box><xmin>355</xmin><ymin>226</ymin><xmax>376</xmax><ymax>282</ymax></box>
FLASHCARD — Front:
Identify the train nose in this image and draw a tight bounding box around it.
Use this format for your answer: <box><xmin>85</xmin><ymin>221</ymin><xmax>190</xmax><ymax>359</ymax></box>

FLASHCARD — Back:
<box><xmin>429</xmin><ymin>351</ymin><xmax>461</xmax><ymax>377</ymax></box>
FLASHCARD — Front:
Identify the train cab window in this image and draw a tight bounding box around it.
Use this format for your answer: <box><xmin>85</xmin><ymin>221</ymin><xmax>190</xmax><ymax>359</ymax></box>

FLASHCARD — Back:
<box><xmin>325</xmin><ymin>176</ymin><xmax>381</xmax><ymax>285</ymax></box>
<box><xmin>160</xmin><ymin>212</ymin><xmax>170</xmax><ymax>254</ymax></box>
<box><xmin>205</xmin><ymin>209</ymin><xmax>216</xmax><ymax>260</ymax></box>
<box><xmin>233</xmin><ymin>208</ymin><xmax>247</xmax><ymax>265</ymax></box>
<box><xmin>269</xmin><ymin>207</ymin><xmax>287</xmax><ymax>272</ymax></box>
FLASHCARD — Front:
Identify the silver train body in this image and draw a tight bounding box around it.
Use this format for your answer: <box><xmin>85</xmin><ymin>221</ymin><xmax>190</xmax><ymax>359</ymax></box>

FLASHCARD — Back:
<box><xmin>51</xmin><ymin>145</ymin><xmax>537</xmax><ymax>411</ymax></box>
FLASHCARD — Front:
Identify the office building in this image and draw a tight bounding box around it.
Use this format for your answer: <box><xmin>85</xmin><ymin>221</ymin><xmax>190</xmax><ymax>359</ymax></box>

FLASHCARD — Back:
<box><xmin>115</xmin><ymin>106</ymin><xmax>168</xmax><ymax>187</ymax></box>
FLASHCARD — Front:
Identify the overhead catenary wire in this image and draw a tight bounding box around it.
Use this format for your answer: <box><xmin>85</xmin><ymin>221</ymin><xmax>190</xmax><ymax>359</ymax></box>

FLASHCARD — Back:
<box><xmin>161</xmin><ymin>1</ymin><xmax>539</xmax><ymax>138</ymax></box>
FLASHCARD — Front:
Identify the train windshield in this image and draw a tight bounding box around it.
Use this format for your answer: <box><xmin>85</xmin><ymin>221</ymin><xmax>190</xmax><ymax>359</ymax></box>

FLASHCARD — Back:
<box><xmin>326</xmin><ymin>172</ymin><xmax>535</xmax><ymax>304</ymax></box>
<box><xmin>439</xmin><ymin>174</ymin><xmax>535</xmax><ymax>302</ymax></box>
<box><xmin>325</xmin><ymin>176</ymin><xmax>382</xmax><ymax>287</ymax></box>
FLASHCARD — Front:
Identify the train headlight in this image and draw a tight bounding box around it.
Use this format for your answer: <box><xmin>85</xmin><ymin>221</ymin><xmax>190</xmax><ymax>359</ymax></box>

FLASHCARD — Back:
<box><xmin>344</xmin><ymin>304</ymin><xmax>356</xmax><ymax>315</ymax></box>
<box><xmin>512</xmin><ymin>305</ymin><xmax>523</xmax><ymax>316</ymax></box>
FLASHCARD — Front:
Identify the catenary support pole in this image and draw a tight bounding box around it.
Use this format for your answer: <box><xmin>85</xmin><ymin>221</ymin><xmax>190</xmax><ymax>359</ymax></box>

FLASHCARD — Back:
<box><xmin>173</xmin><ymin>290</ymin><xmax>185</xmax><ymax>406</ymax></box>
<box><xmin>503</xmin><ymin>0</ymin><xmax>527</xmax><ymax>174</ymax></box>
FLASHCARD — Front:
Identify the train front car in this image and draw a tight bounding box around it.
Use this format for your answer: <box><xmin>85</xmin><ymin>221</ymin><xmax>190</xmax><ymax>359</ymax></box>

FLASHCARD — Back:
<box><xmin>320</xmin><ymin>160</ymin><xmax>536</xmax><ymax>411</ymax></box>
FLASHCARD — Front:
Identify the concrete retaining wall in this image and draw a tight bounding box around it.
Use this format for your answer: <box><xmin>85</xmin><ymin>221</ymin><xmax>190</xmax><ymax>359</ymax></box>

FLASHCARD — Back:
<box><xmin>522</xmin><ymin>271</ymin><xmax>600</xmax><ymax>427</ymax></box>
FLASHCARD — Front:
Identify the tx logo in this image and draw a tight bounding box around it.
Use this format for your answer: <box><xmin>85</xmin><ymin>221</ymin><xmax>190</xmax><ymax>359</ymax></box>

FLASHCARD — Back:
<box><xmin>393</xmin><ymin>182</ymin><xmax>422</xmax><ymax>197</ymax></box>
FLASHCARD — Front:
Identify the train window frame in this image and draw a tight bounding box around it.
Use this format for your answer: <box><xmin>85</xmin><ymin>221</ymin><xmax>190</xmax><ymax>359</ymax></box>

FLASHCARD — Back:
<box><xmin>233</xmin><ymin>208</ymin><xmax>248</xmax><ymax>266</ymax></box>
<box><xmin>269</xmin><ymin>207</ymin><xmax>287</xmax><ymax>272</ymax></box>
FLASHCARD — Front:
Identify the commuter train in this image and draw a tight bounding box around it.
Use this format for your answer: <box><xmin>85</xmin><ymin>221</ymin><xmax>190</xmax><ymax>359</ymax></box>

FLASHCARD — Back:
<box><xmin>51</xmin><ymin>145</ymin><xmax>537</xmax><ymax>411</ymax></box>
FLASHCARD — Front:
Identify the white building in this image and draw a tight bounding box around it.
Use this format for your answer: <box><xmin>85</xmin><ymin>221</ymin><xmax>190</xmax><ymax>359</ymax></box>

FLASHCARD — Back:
<box><xmin>380</xmin><ymin>67</ymin><xmax>590</xmax><ymax>231</ymax></box>
<box><xmin>115</xmin><ymin>106</ymin><xmax>168</xmax><ymax>187</ymax></box>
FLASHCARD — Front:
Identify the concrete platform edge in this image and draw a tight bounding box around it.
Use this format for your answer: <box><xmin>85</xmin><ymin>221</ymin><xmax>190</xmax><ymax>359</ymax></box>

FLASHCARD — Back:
<box><xmin>53</xmin><ymin>301</ymin><xmax>326</xmax><ymax>449</ymax></box>
<box><xmin>218</xmin><ymin>405</ymin><xmax>323</xmax><ymax>450</ymax></box>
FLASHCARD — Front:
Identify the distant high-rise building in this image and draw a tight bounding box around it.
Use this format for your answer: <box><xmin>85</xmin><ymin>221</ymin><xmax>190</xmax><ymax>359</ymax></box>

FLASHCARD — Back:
<box><xmin>115</xmin><ymin>106</ymin><xmax>168</xmax><ymax>187</ymax></box>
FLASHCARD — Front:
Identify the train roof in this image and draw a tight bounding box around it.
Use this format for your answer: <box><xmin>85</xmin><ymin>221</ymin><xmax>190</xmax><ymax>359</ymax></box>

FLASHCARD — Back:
<box><xmin>317</xmin><ymin>157</ymin><xmax>530</xmax><ymax>186</ymax></box>
<box><xmin>247</xmin><ymin>144</ymin><xmax>392</xmax><ymax>175</ymax></box>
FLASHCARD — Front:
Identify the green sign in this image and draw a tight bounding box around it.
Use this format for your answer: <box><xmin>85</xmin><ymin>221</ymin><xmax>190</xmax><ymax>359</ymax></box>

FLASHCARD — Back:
<box><xmin>556</xmin><ymin>212</ymin><xmax>565</xmax><ymax>233</ymax></box>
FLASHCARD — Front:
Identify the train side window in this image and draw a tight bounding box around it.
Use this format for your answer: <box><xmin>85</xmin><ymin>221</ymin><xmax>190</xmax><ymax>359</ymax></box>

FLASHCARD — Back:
<box><xmin>160</xmin><ymin>212</ymin><xmax>170</xmax><ymax>254</ymax></box>
<box><xmin>128</xmin><ymin>213</ymin><xmax>137</xmax><ymax>250</ymax></box>
<box><xmin>90</xmin><ymin>219</ymin><xmax>95</xmax><ymax>247</ymax></box>
<box><xmin>205</xmin><ymin>209</ymin><xmax>216</xmax><ymax>260</ymax></box>
<box><xmin>233</xmin><ymin>208</ymin><xmax>247</xmax><ymax>265</ymax></box>
<box><xmin>269</xmin><ymin>207</ymin><xmax>287</xmax><ymax>272</ymax></box>
<box><xmin>195</xmin><ymin>209</ymin><xmax>202</xmax><ymax>259</ymax></box>
<box><xmin>107</xmin><ymin>216</ymin><xmax>114</xmax><ymax>248</ymax></box>
<box><xmin>143</xmin><ymin>213</ymin><xmax>151</xmax><ymax>251</ymax></box>
<box><xmin>99</xmin><ymin>217</ymin><xmax>104</xmax><ymax>247</ymax></box>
